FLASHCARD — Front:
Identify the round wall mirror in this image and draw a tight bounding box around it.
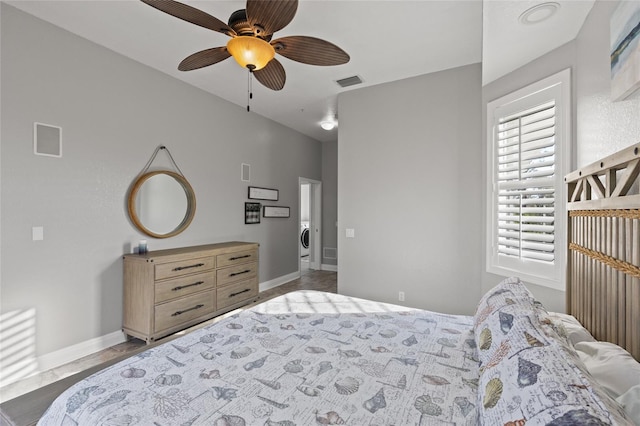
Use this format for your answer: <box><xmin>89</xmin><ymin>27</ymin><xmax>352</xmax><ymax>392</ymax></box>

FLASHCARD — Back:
<box><xmin>128</xmin><ymin>170</ymin><xmax>196</xmax><ymax>238</ymax></box>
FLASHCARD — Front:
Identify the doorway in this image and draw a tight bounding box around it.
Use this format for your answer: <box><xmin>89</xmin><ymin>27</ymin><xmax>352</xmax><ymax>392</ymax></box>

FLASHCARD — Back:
<box><xmin>299</xmin><ymin>178</ymin><xmax>322</xmax><ymax>274</ymax></box>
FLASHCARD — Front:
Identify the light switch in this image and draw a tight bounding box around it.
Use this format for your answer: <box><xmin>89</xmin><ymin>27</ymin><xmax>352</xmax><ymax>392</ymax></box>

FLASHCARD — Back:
<box><xmin>32</xmin><ymin>226</ymin><xmax>44</xmax><ymax>241</ymax></box>
<box><xmin>346</xmin><ymin>228</ymin><xmax>355</xmax><ymax>238</ymax></box>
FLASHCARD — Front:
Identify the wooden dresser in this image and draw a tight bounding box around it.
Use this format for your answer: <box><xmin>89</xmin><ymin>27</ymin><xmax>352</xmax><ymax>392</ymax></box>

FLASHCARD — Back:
<box><xmin>122</xmin><ymin>241</ymin><xmax>259</xmax><ymax>343</ymax></box>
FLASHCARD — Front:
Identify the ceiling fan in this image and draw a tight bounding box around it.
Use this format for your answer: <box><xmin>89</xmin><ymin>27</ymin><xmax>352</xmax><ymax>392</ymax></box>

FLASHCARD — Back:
<box><xmin>140</xmin><ymin>0</ymin><xmax>350</xmax><ymax>92</ymax></box>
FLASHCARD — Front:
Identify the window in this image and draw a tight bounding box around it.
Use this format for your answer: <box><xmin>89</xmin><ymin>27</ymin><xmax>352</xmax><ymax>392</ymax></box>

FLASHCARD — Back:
<box><xmin>486</xmin><ymin>69</ymin><xmax>571</xmax><ymax>290</ymax></box>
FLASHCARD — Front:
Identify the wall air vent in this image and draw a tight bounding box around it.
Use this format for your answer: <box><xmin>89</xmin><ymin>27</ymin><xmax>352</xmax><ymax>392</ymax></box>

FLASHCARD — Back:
<box><xmin>323</xmin><ymin>247</ymin><xmax>337</xmax><ymax>259</ymax></box>
<box><xmin>336</xmin><ymin>75</ymin><xmax>363</xmax><ymax>88</ymax></box>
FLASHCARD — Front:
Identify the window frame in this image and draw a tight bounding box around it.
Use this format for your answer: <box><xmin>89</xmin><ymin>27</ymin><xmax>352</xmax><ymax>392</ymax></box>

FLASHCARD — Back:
<box><xmin>486</xmin><ymin>69</ymin><xmax>571</xmax><ymax>291</ymax></box>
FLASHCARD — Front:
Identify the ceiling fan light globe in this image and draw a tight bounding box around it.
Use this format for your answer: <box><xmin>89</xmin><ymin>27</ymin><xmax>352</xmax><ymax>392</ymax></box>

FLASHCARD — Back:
<box><xmin>227</xmin><ymin>36</ymin><xmax>275</xmax><ymax>71</ymax></box>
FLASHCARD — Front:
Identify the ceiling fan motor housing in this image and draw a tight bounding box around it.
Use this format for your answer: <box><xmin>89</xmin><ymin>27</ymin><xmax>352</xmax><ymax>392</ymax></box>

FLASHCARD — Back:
<box><xmin>228</xmin><ymin>9</ymin><xmax>270</xmax><ymax>40</ymax></box>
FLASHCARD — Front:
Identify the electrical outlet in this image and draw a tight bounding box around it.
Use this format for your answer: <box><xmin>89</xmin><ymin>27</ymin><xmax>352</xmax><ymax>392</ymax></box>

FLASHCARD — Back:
<box><xmin>398</xmin><ymin>291</ymin><xmax>405</xmax><ymax>302</ymax></box>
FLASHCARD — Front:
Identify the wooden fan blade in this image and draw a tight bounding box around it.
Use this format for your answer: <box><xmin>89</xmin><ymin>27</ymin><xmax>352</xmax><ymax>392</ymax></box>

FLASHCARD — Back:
<box><xmin>246</xmin><ymin>0</ymin><xmax>298</xmax><ymax>36</ymax></box>
<box><xmin>253</xmin><ymin>59</ymin><xmax>286</xmax><ymax>91</ymax></box>
<box><xmin>178</xmin><ymin>47</ymin><xmax>231</xmax><ymax>71</ymax></box>
<box><xmin>272</xmin><ymin>36</ymin><xmax>349</xmax><ymax>66</ymax></box>
<box><xmin>140</xmin><ymin>0</ymin><xmax>235</xmax><ymax>36</ymax></box>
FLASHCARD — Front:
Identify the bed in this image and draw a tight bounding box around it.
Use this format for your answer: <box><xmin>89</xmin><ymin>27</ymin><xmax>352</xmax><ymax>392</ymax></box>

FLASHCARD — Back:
<box><xmin>35</xmin><ymin>286</ymin><xmax>634</xmax><ymax>425</ymax></box>
<box><xmin>37</xmin><ymin>145</ymin><xmax>640</xmax><ymax>425</ymax></box>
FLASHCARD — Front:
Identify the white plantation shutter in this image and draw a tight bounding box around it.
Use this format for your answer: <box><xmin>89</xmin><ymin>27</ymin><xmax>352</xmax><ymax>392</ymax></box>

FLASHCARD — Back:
<box><xmin>497</xmin><ymin>101</ymin><xmax>556</xmax><ymax>263</ymax></box>
<box><xmin>487</xmin><ymin>69</ymin><xmax>570</xmax><ymax>291</ymax></box>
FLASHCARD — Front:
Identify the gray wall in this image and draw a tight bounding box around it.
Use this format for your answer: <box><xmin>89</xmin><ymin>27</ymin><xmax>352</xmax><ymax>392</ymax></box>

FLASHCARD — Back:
<box><xmin>481</xmin><ymin>0</ymin><xmax>640</xmax><ymax>313</ymax></box>
<box><xmin>575</xmin><ymin>0</ymin><xmax>640</xmax><ymax>166</ymax></box>
<box><xmin>1</xmin><ymin>5</ymin><xmax>322</xmax><ymax>357</ymax></box>
<box><xmin>321</xmin><ymin>140</ymin><xmax>338</xmax><ymax>266</ymax></box>
<box><xmin>337</xmin><ymin>64</ymin><xmax>483</xmax><ymax>315</ymax></box>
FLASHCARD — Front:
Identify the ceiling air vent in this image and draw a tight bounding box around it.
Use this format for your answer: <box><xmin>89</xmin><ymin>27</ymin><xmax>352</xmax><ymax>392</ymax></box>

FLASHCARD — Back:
<box><xmin>336</xmin><ymin>75</ymin><xmax>363</xmax><ymax>88</ymax></box>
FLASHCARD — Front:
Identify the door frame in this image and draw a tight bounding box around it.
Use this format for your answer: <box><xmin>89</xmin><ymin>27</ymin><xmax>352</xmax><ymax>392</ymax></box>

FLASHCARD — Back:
<box><xmin>299</xmin><ymin>177</ymin><xmax>322</xmax><ymax>273</ymax></box>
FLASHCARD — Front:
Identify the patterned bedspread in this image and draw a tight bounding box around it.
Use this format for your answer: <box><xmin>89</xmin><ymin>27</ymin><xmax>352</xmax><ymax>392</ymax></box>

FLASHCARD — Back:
<box><xmin>38</xmin><ymin>291</ymin><xmax>480</xmax><ymax>425</ymax></box>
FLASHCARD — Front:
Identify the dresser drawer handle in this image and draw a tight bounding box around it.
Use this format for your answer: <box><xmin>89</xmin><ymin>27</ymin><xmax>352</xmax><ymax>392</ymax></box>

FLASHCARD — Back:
<box><xmin>229</xmin><ymin>254</ymin><xmax>251</xmax><ymax>261</ymax></box>
<box><xmin>229</xmin><ymin>288</ymin><xmax>251</xmax><ymax>298</ymax></box>
<box><xmin>172</xmin><ymin>263</ymin><xmax>205</xmax><ymax>271</ymax></box>
<box><xmin>172</xmin><ymin>281</ymin><xmax>205</xmax><ymax>292</ymax></box>
<box><xmin>172</xmin><ymin>304</ymin><xmax>204</xmax><ymax>316</ymax></box>
<box><xmin>229</xmin><ymin>269</ymin><xmax>251</xmax><ymax>277</ymax></box>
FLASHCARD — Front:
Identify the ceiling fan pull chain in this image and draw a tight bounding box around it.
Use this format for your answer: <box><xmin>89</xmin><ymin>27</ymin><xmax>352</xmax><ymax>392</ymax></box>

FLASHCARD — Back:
<box><xmin>247</xmin><ymin>70</ymin><xmax>253</xmax><ymax>112</ymax></box>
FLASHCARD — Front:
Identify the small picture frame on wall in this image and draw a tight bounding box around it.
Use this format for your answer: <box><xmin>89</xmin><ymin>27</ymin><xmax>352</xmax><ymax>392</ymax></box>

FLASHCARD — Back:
<box><xmin>245</xmin><ymin>202</ymin><xmax>261</xmax><ymax>224</ymax></box>
<box><xmin>263</xmin><ymin>206</ymin><xmax>290</xmax><ymax>218</ymax></box>
<box><xmin>248</xmin><ymin>186</ymin><xmax>279</xmax><ymax>201</ymax></box>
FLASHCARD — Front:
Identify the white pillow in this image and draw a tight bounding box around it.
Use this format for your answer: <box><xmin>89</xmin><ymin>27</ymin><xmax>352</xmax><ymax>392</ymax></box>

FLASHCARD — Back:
<box><xmin>616</xmin><ymin>384</ymin><xmax>640</xmax><ymax>425</ymax></box>
<box><xmin>574</xmin><ymin>340</ymin><xmax>640</xmax><ymax>399</ymax></box>
<box><xmin>547</xmin><ymin>312</ymin><xmax>596</xmax><ymax>346</ymax></box>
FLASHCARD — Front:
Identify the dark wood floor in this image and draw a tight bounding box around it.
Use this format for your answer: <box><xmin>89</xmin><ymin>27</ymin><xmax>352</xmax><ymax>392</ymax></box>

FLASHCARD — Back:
<box><xmin>0</xmin><ymin>270</ymin><xmax>337</xmax><ymax>426</ymax></box>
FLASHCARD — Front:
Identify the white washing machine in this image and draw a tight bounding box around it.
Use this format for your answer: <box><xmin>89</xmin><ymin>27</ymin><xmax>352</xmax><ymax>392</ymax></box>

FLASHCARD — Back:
<box><xmin>300</xmin><ymin>222</ymin><xmax>310</xmax><ymax>257</ymax></box>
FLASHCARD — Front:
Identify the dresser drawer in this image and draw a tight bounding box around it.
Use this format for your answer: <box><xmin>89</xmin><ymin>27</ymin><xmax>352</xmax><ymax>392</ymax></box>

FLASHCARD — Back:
<box><xmin>217</xmin><ymin>278</ymin><xmax>258</xmax><ymax>310</ymax></box>
<box><xmin>155</xmin><ymin>290</ymin><xmax>215</xmax><ymax>333</ymax></box>
<box><xmin>217</xmin><ymin>261</ymin><xmax>258</xmax><ymax>287</ymax></box>
<box><xmin>216</xmin><ymin>249</ymin><xmax>258</xmax><ymax>268</ymax></box>
<box><xmin>155</xmin><ymin>256</ymin><xmax>215</xmax><ymax>280</ymax></box>
<box><xmin>155</xmin><ymin>272</ymin><xmax>215</xmax><ymax>304</ymax></box>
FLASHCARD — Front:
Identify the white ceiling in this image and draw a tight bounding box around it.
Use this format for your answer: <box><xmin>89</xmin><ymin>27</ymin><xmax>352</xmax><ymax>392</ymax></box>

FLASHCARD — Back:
<box><xmin>6</xmin><ymin>0</ymin><xmax>593</xmax><ymax>142</ymax></box>
<box><xmin>483</xmin><ymin>0</ymin><xmax>594</xmax><ymax>85</ymax></box>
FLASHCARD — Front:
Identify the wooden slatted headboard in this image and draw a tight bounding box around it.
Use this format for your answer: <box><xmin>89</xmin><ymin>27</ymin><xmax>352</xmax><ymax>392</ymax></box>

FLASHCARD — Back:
<box><xmin>565</xmin><ymin>143</ymin><xmax>640</xmax><ymax>361</ymax></box>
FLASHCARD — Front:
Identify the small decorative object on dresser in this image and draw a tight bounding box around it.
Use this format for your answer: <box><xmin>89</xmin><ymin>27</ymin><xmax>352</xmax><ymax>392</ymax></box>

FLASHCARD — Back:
<box><xmin>122</xmin><ymin>241</ymin><xmax>259</xmax><ymax>343</ymax></box>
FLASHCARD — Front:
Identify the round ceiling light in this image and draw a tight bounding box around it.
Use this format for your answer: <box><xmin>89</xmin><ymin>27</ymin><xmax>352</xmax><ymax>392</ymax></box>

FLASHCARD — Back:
<box><xmin>518</xmin><ymin>2</ymin><xmax>560</xmax><ymax>25</ymax></box>
<box><xmin>321</xmin><ymin>121</ymin><xmax>336</xmax><ymax>130</ymax></box>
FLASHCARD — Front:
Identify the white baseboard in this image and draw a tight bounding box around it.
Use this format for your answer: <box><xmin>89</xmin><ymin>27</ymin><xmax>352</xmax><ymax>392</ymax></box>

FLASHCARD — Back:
<box><xmin>259</xmin><ymin>271</ymin><xmax>300</xmax><ymax>292</ymax></box>
<box><xmin>1</xmin><ymin>330</ymin><xmax>127</xmax><ymax>389</ymax></box>
<box><xmin>321</xmin><ymin>264</ymin><xmax>338</xmax><ymax>272</ymax></box>
<box><xmin>38</xmin><ymin>330</ymin><xmax>126</xmax><ymax>373</ymax></box>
